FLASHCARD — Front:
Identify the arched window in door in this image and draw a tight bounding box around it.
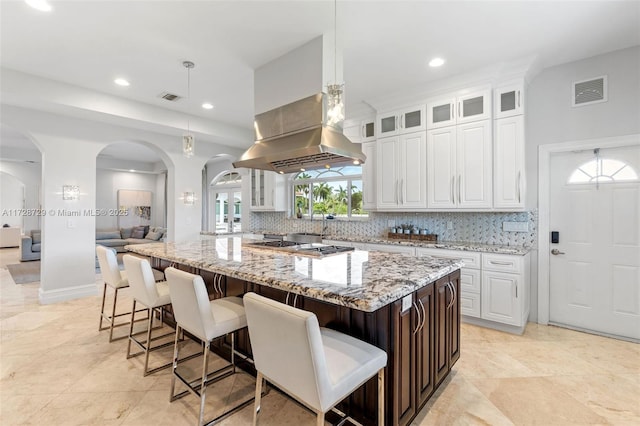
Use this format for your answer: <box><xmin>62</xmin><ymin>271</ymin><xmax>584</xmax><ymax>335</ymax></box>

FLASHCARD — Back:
<box><xmin>210</xmin><ymin>172</ymin><xmax>242</xmax><ymax>233</ymax></box>
<box><xmin>568</xmin><ymin>158</ymin><xmax>638</xmax><ymax>184</ymax></box>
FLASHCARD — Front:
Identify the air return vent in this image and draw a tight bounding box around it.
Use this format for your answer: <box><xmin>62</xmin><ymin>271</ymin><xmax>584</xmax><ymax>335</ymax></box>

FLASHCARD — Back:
<box><xmin>158</xmin><ymin>92</ymin><xmax>181</xmax><ymax>102</ymax></box>
<box><xmin>572</xmin><ymin>76</ymin><xmax>607</xmax><ymax>107</ymax></box>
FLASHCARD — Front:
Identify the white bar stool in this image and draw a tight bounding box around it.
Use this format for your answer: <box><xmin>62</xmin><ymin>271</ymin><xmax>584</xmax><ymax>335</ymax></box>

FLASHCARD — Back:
<box><xmin>243</xmin><ymin>292</ymin><xmax>387</xmax><ymax>426</ymax></box>
<box><xmin>165</xmin><ymin>267</ymin><xmax>255</xmax><ymax>426</ymax></box>
<box><xmin>123</xmin><ymin>254</ymin><xmax>177</xmax><ymax>376</ymax></box>
<box><xmin>96</xmin><ymin>246</ymin><xmax>140</xmax><ymax>342</ymax></box>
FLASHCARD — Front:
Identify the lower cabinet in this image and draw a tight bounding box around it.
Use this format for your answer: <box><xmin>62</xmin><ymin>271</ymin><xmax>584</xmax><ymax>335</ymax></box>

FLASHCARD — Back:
<box><xmin>392</xmin><ymin>271</ymin><xmax>458</xmax><ymax>426</ymax></box>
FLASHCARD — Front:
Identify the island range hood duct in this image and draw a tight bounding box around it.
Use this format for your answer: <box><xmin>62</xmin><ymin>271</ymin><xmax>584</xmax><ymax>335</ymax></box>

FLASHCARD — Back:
<box><xmin>233</xmin><ymin>93</ymin><xmax>365</xmax><ymax>174</ymax></box>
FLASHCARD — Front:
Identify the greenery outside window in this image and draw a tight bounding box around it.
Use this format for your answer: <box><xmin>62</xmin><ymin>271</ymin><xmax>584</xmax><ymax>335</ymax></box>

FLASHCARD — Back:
<box><xmin>292</xmin><ymin>166</ymin><xmax>367</xmax><ymax>219</ymax></box>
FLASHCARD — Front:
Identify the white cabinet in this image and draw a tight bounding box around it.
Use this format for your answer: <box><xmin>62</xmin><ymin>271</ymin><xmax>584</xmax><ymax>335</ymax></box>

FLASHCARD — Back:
<box><xmin>344</xmin><ymin>116</ymin><xmax>376</xmax><ymax>143</ymax></box>
<box><xmin>361</xmin><ymin>141</ymin><xmax>377</xmax><ymax>210</ymax></box>
<box><xmin>427</xmin><ymin>120</ymin><xmax>492</xmax><ymax>209</ymax></box>
<box><xmin>376</xmin><ymin>132</ymin><xmax>427</xmax><ymax>210</ymax></box>
<box><xmin>416</xmin><ymin>248</ymin><xmax>482</xmax><ymax>318</ymax></box>
<box><xmin>249</xmin><ymin>169</ymin><xmax>287</xmax><ymax>211</ymax></box>
<box><xmin>426</xmin><ymin>89</ymin><xmax>491</xmax><ymax>129</ymax></box>
<box><xmin>377</xmin><ymin>104</ymin><xmax>426</xmax><ymax>137</ymax></box>
<box><xmin>494</xmin><ymin>107</ymin><xmax>525</xmax><ymax>210</ymax></box>
<box><xmin>481</xmin><ymin>253</ymin><xmax>530</xmax><ymax>327</ymax></box>
<box><xmin>494</xmin><ymin>82</ymin><xmax>524</xmax><ymax>119</ymax></box>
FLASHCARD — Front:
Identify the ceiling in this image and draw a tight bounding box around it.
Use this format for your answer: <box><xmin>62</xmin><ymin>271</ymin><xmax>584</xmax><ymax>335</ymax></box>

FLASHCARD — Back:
<box><xmin>1</xmin><ymin>0</ymin><xmax>639</xmax><ymax>161</ymax></box>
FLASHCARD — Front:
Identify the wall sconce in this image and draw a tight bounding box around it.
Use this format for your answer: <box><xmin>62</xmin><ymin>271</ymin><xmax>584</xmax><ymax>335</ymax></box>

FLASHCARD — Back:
<box><xmin>62</xmin><ymin>185</ymin><xmax>80</xmax><ymax>200</ymax></box>
<box><xmin>183</xmin><ymin>192</ymin><xmax>196</xmax><ymax>205</ymax></box>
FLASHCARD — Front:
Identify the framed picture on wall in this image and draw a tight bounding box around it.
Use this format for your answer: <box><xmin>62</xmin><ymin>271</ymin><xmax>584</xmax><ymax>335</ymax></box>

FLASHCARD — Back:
<box><xmin>117</xmin><ymin>189</ymin><xmax>152</xmax><ymax>228</ymax></box>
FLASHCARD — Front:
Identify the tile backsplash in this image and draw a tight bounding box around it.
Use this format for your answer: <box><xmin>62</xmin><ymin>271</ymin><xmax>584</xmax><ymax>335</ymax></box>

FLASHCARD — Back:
<box><xmin>250</xmin><ymin>210</ymin><xmax>538</xmax><ymax>248</ymax></box>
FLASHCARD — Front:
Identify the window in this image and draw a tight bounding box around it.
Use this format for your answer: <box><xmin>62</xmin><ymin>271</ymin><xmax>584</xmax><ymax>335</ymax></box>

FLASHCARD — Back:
<box><xmin>292</xmin><ymin>166</ymin><xmax>367</xmax><ymax>219</ymax></box>
<box><xmin>568</xmin><ymin>158</ymin><xmax>638</xmax><ymax>184</ymax></box>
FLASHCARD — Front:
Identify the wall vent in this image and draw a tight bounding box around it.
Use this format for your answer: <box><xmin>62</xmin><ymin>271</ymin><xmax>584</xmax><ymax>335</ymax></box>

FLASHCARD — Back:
<box><xmin>572</xmin><ymin>75</ymin><xmax>607</xmax><ymax>107</ymax></box>
<box><xmin>158</xmin><ymin>92</ymin><xmax>181</xmax><ymax>102</ymax></box>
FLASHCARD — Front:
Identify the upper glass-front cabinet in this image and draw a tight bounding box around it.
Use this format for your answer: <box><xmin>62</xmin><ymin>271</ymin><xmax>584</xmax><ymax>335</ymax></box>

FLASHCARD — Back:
<box><xmin>427</xmin><ymin>89</ymin><xmax>492</xmax><ymax>129</ymax></box>
<box><xmin>494</xmin><ymin>82</ymin><xmax>524</xmax><ymax>119</ymax></box>
<box><xmin>377</xmin><ymin>104</ymin><xmax>426</xmax><ymax>137</ymax></box>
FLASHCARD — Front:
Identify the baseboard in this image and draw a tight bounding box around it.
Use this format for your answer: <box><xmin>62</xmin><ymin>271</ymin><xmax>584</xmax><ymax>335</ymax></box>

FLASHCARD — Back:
<box><xmin>39</xmin><ymin>283</ymin><xmax>98</xmax><ymax>304</ymax></box>
<box><xmin>461</xmin><ymin>315</ymin><xmax>526</xmax><ymax>335</ymax></box>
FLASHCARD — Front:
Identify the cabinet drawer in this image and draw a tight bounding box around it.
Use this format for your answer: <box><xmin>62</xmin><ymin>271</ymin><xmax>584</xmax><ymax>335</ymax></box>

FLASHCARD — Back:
<box><xmin>367</xmin><ymin>243</ymin><xmax>415</xmax><ymax>256</ymax></box>
<box><xmin>415</xmin><ymin>248</ymin><xmax>481</xmax><ymax>269</ymax></box>
<box><xmin>460</xmin><ymin>291</ymin><xmax>480</xmax><ymax>318</ymax></box>
<box><xmin>460</xmin><ymin>268</ymin><xmax>481</xmax><ymax>293</ymax></box>
<box><xmin>482</xmin><ymin>253</ymin><xmax>522</xmax><ymax>273</ymax></box>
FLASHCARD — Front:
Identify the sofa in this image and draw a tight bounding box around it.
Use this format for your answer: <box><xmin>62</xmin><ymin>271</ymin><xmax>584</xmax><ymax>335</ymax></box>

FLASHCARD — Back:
<box><xmin>20</xmin><ymin>226</ymin><xmax>166</xmax><ymax>261</ymax></box>
<box><xmin>95</xmin><ymin>226</ymin><xmax>166</xmax><ymax>252</ymax></box>
<box><xmin>20</xmin><ymin>230</ymin><xmax>41</xmax><ymax>261</ymax></box>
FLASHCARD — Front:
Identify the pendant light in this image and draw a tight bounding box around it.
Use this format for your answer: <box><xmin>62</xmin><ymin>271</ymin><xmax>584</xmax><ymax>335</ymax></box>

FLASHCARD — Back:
<box><xmin>182</xmin><ymin>60</ymin><xmax>195</xmax><ymax>158</ymax></box>
<box><xmin>326</xmin><ymin>0</ymin><xmax>344</xmax><ymax>127</ymax></box>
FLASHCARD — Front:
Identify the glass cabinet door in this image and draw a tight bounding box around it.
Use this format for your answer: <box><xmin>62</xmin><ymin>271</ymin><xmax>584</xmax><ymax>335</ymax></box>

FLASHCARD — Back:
<box><xmin>378</xmin><ymin>112</ymin><xmax>399</xmax><ymax>137</ymax></box>
<box><xmin>399</xmin><ymin>105</ymin><xmax>426</xmax><ymax>133</ymax></box>
<box><xmin>427</xmin><ymin>98</ymin><xmax>456</xmax><ymax>129</ymax></box>
<box><xmin>494</xmin><ymin>83</ymin><xmax>524</xmax><ymax>119</ymax></box>
<box><xmin>457</xmin><ymin>90</ymin><xmax>491</xmax><ymax>124</ymax></box>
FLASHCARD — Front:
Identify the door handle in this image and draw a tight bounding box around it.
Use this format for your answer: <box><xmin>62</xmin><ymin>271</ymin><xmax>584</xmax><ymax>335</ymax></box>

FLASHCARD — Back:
<box><xmin>551</xmin><ymin>249</ymin><xmax>566</xmax><ymax>255</ymax></box>
<box><xmin>418</xmin><ymin>299</ymin><xmax>426</xmax><ymax>332</ymax></box>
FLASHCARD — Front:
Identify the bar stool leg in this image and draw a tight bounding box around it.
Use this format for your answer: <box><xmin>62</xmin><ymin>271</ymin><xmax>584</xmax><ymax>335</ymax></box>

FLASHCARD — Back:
<box><xmin>143</xmin><ymin>307</ymin><xmax>153</xmax><ymax>376</ymax></box>
<box><xmin>378</xmin><ymin>368</ymin><xmax>385</xmax><ymax>426</ymax></box>
<box><xmin>170</xmin><ymin>325</ymin><xmax>181</xmax><ymax>401</ymax></box>
<box><xmin>108</xmin><ymin>287</ymin><xmax>120</xmax><ymax>342</ymax></box>
<box><xmin>126</xmin><ymin>300</ymin><xmax>137</xmax><ymax>358</ymax></box>
<box><xmin>98</xmin><ymin>283</ymin><xmax>108</xmax><ymax>331</ymax></box>
<box><xmin>199</xmin><ymin>341</ymin><xmax>211</xmax><ymax>426</ymax></box>
<box><xmin>231</xmin><ymin>332</ymin><xmax>236</xmax><ymax>374</ymax></box>
<box><xmin>253</xmin><ymin>372</ymin><xmax>263</xmax><ymax>426</ymax></box>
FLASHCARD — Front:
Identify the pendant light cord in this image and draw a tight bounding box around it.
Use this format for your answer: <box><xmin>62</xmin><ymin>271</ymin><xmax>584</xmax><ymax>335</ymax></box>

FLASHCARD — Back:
<box><xmin>334</xmin><ymin>0</ymin><xmax>337</xmax><ymax>84</ymax></box>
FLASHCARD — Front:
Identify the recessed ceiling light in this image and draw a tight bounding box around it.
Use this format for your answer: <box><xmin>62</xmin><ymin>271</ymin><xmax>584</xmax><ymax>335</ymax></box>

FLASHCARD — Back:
<box><xmin>25</xmin><ymin>0</ymin><xmax>52</xmax><ymax>12</ymax></box>
<box><xmin>129</xmin><ymin>169</ymin><xmax>135</xmax><ymax>173</ymax></box>
<box><xmin>114</xmin><ymin>78</ymin><xmax>130</xmax><ymax>87</ymax></box>
<box><xmin>429</xmin><ymin>57</ymin><xmax>445</xmax><ymax>67</ymax></box>
<box><xmin>202</xmin><ymin>103</ymin><xmax>214</xmax><ymax>110</ymax></box>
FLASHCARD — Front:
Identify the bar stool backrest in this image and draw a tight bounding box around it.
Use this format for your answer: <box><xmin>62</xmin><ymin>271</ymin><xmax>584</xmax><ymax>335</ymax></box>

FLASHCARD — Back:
<box><xmin>96</xmin><ymin>245</ymin><xmax>124</xmax><ymax>287</ymax></box>
<box><xmin>243</xmin><ymin>292</ymin><xmax>331</xmax><ymax>412</ymax></box>
<box><xmin>123</xmin><ymin>255</ymin><xmax>160</xmax><ymax>307</ymax></box>
<box><xmin>165</xmin><ymin>267</ymin><xmax>216</xmax><ymax>342</ymax></box>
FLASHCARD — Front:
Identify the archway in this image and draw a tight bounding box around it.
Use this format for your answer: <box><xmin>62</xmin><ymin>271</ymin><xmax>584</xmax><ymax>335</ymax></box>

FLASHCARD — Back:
<box><xmin>0</xmin><ymin>124</ymin><xmax>43</xmax><ymax>257</ymax></box>
<box><xmin>95</xmin><ymin>140</ymin><xmax>172</xmax><ymax>242</ymax></box>
<box><xmin>203</xmin><ymin>155</ymin><xmax>247</xmax><ymax>234</ymax></box>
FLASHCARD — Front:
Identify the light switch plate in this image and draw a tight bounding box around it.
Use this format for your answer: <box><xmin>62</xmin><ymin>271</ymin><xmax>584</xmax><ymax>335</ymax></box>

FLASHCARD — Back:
<box><xmin>503</xmin><ymin>221</ymin><xmax>529</xmax><ymax>232</ymax></box>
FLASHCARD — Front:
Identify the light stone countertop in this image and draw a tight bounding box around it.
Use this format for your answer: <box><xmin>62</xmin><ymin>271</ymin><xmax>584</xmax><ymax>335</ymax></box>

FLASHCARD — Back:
<box><xmin>126</xmin><ymin>237</ymin><xmax>463</xmax><ymax>312</ymax></box>
<box><xmin>249</xmin><ymin>230</ymin><xmax>531</xmax><ymax>255</ymax></box>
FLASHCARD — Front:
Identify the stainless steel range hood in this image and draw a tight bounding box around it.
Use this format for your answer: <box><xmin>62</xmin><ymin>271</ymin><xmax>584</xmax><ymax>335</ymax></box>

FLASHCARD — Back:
<box><xmin>233</xmin><ymin>93</ymin><xmax>366</xmax><ymax>174</ymax></box>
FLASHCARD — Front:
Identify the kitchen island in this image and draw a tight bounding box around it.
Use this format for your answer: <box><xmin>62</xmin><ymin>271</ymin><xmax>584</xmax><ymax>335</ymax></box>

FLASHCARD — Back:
<box><xmin>126</xmin><ymin>237</ymin><xmax>463</xmax><ymax>426</ymax></box>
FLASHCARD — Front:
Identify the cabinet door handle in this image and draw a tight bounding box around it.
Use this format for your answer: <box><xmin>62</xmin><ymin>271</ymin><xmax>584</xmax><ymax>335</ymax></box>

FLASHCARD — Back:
<box><xmin>517</xmin><ymin>171</ymin><xmax>521</xmax><ymax>203</ymax></box>
<box><xmin>395</xmin><ymin>116</ymin><xmax>398</xmax><ymax>131</ymax></box>
<box><xmin>446</xmin><ymin>282</ymin><xmax>454</xmax><ymax>309</ymax></box>
<box><xmin>285</xmin><ymin>292</ymin><xmax>291</xmax><ymax>305</ymax></box>
<box><xmin>400</xmin><ymin>179</ymin><xmax>404</xmax><ymax>204</ymax></box>
<box><xmin>418</xmin><ymin>299</ymin><xmax>427</xmax><ymax>332</ymax></box>
<box><xmin>458</xmin><ymin>175</ymin><xmax>462</xmax><ymax>204</ymax></box>
<box><xmin>515</xmin><ymin>284</ymin><xmax>518</xmax><ymax>299</ymax></box>
<box><xmin>293</xmin><ymin>293</ymin><xmax>299</xmax><ymax>307</ymax></box>
<box><xmin>458</xmin><ymin>101</ymin><xmax>461</xmax><ymax>118</ymax></box>
<box><xmin>400</xmin><ymin>114</ymin><xmax>404</xmax><ymax>129</ymax></box>
<box><xmin>489</xmin><ymin>260</ymin><xmax>513</xmax><ymax>266</ymax></box>
<box><xmin>452</xmin><ymin>281</ymin><xmax>457</xmax><ymax>307</ymax></box>
<box><xmin>413</xmin><ymin>301</ymin><xmax>421</xmax><ymax>335</ymax></box>
<box><xmin>517</xmin><ymin>90</ymin><xmax>521</xmax><ymax>108</ymax></box>
<box><xmin>361</xmin><ymin>124</ymin><xmax>365</xmax><ymax>139</ymax></box>
<box><xmin>395</xmin><ymin>180</ymin><xmax>398</xmax><ymax>204</ymax></box>
<box><xmin>451</xmin><ymin>176</ymin><xmax>455</xmax><ymax>202</ymax></box>
<box><xmin>450</xmin><ymin>103</ymin><xmax>454</xmax><ymax>121</ymax></box>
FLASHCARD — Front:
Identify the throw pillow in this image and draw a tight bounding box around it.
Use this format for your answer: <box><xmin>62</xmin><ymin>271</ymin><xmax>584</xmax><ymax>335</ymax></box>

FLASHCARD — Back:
<box><xmin>131</xmin><ymin>227</ymin><xmax>145</xmax><ymax>239</ymax></box>
<box><xmin>145</xmin><ymin>231</ymin><xmax>162</xmax><ymax>241</ymax></box>
<box><xmin>120</xmin><ymin>227</ymin><xmax>133</xmax><ymax>239</ymax></box>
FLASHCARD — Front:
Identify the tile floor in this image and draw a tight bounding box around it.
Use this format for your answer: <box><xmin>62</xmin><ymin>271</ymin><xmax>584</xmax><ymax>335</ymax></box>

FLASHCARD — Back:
<box><xmin>1</xmin><ymin>247</ymin><xmax>638</xmax><ymax>425</ymax></box>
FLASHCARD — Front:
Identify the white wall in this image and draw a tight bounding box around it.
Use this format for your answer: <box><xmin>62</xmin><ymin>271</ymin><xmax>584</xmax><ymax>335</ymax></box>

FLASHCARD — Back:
<box><xmin>0</xmin><ymin>172</ymin><xmax>25</xmax><ymax>228</ymax></box>
<box><xmin>0</xmin><ymin>161</ymin><xmax>41</xmax><ymax>233</ymax></box>
<box><xmin>95</xmin><ymin>169</ymin><xmax>165</xmax><ymax>230</ymax></box>
<box><xmin>526</xmin><ymin>45</ymin><xmax>640</xmax><ymax>321</ymax></box>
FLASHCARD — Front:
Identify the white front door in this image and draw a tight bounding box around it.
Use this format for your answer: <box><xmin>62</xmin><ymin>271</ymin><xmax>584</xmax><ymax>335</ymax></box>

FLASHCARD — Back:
<box><xmin>549</xmin><ymin>145</ymin><xmax>640</xmax><ymax>340</ymax></box>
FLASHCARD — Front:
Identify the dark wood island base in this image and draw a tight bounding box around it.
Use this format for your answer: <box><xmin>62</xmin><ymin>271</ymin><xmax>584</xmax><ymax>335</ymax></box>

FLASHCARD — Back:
<box><xmin>152</xmin><ymin>257</ymin><xmax>460</xmax><ymax>426</ymax></box>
